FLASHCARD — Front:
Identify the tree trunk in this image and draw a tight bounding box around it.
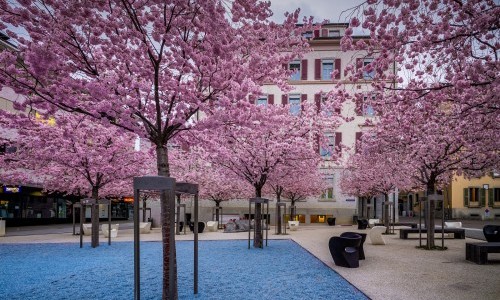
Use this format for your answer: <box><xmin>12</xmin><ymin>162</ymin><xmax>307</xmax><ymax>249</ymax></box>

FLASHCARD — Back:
<box><xmin>142</xmin><ymin>196</ymin><xmax>147</xmax><ymax>222</ymax></box>
<box><xmin>156</xmin><ymin>145</ymin><xmax>178</xmax><ymax>300</ymax></box>
<box><xmin>215</xmin><ymin>201</ymin><xmax>221</xmax><ymax>223</ymax></box>
<box><xmin>175</xmin><ymin>194</ymin><xmax>181</xmax><ymax>235</ymax></box>
<box><xmin>91</xmin><ymin>186</ymin><xmax>99</xmax><ymax>248</ymax></box>
<box><xmin>383</xmin><ymin>193</ymin><xmax>390</xmax><ymax>234</ymax></box>
<box><xmin>290</xmin><ymin>200</ymin><xmax>296</xmax><ymax>221</ymax></box>
<box><xmin>426</xmin><ymin>181</ymin><xmax>436</xmax><ymax>249</ymax></box>
<box><xmin>276</xmin><ymin>187</ymin><xmax>282</xmax><ymax>234</ymax></box>
<box><xmin>254</xmin><ymin>187</ymin><xmax>263</xmax><ymax>248</ymax></box>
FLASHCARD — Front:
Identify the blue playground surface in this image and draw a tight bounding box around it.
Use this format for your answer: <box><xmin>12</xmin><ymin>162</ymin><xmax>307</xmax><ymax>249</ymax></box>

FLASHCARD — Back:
<box><xmin>0</xmin><ymin>239</ymin><xmax>367</xmax><ymax>299</ymax></box>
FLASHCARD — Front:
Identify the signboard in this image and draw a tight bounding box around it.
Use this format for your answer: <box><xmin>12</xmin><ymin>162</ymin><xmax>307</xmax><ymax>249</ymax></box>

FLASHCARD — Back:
<box><xmin>81</xmin><ymin>198</ymin><xmax>96</xmax><ymax>205</ymax></box>
<box><xmin>3</xmin><ymin>186</ymin><xmax>21</xmax><ymax>193</ymax></box>
<box><xmin>346</xmin><ymin>198</ymin><xmax>355</xmax><ymax>202</ymax></box>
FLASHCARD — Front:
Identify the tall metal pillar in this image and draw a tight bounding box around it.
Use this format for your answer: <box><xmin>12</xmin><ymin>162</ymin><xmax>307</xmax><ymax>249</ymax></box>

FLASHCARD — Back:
<box><xmin>133</xmin><ymin>176</ymin><xmax>176</xmax><ymax>300</ymax></box>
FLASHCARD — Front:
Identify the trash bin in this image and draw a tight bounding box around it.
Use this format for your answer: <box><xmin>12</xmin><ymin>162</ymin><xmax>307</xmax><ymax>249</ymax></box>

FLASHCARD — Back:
<box><xmin>0</xmin><ymin>219</ymin><xmax>5</xmax><ymax>237</ymax></box>
<box><xmin>352</xmin><ymin>215</ymin><xmax>359</xmax><ymax>225</ymax></box>
<box><xmin>148</xmin><ymin>217</ymin><xmax>154</xmax><ymax>228</ymax></box>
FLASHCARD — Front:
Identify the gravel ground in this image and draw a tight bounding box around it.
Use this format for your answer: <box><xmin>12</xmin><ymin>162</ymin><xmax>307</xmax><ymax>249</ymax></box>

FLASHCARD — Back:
<box><xmin>1</xmin><ymin>219</ymin><xmax>500</xmax><ymax>300</ymax></box>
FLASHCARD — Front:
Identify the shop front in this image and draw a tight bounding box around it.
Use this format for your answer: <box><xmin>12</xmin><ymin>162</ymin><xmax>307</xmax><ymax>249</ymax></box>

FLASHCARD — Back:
<box><xmin>0</xmin><ymin>185</ymin><xmax>132</xmax><ymax>226</ymax></box>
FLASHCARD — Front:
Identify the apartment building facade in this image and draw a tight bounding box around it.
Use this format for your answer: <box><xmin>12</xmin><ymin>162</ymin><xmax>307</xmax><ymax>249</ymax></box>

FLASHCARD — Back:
<box><xmin>158</xmin><ymin>24</ymin><xmax>398</xmax><ymax>226</ymax></box>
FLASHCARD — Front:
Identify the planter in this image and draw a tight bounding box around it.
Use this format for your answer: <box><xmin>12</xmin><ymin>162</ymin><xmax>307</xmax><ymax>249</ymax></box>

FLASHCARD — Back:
<box><xmin>327</xmin><ymin>217</ymin><xmax>336</xmax><ymax>226</ymax></box>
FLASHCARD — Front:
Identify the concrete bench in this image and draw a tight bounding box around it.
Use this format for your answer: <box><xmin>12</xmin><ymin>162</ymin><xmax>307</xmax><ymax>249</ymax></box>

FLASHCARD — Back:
<box><xmin>466</xmin><ymin>242</ymin><xmax>500</xmax><ymax>264</ymax></box>
<box><xmin>399</xmin><ymin>228</ymin><xmax>465</xmax><ymax>239</ymax></box>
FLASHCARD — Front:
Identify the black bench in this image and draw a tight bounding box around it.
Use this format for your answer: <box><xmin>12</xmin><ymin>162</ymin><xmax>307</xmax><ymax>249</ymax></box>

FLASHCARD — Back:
<box><xmin>399</xmin><ymin>228</ymin><xmax>465</xmax><ymax>239</ymax></box>
<box><xmin>375</xmin><ymin>222</ymin><xmax>418</xmax><ymax>229</ymax></box>
<box><xmin>466</xmin><ymin>242</ymin><xmax>500</xmax><ymax>264</ymax></box>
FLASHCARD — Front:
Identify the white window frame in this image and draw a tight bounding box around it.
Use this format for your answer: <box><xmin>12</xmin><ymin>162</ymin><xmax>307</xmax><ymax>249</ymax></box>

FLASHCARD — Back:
<box><xmin>320</xmin><ymin>133</ymin><xmax>335</xmax><ymax>158</ymax></box>
<box><xmin>363</xmin><ymin>58</ymin><xmax>375</xmax><ymax>80</ymax></box>
<box><xmin>362</xmin><ymin>94</ymin><xmax>376</xmax><ymax>117</ymax></box>
<box><xmin>328</xmin><ymin>30</ymin><xmax>340</xmax><ymax>37</ymax></box>
<box><xmin>257</xmin><ymin>95</ymin><xmax>268</xmax><ymax>106</ymax></box>
<box><xmin>289</xmin><ymin>94</ymin><xmax>301</xmax><ymax>115</ymax></box>
<box><xmin>321</xmin><ymin>58</ymin><xmax>334</xmax><ymax>80</ymax></box>
<box><xmin>289</xmin><ymin>60</ymin><xmax>301</xmax><ymax>81</ymax></box>
<box><xmin>321</xmin><ymin>174</ymin><xmax>335</xmax><ymax>200</ymax></box>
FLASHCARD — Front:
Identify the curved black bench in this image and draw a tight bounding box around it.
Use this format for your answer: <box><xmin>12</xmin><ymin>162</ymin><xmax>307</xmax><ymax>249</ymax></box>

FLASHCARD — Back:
<box><xmin>327</xmin><ymin>217</ymin><xmax>336</xmax><ymax>226</ymax></box>
<box><xmin>188</xmin><ymin>221</ymin><xmax>206</xmax><ymax>233</ymax></box>
<box><xmin>357</xmin><ymin>219</ymin><xmax>369</xmax><ymax>230</ymax></box>
<box><xmin>340</xmin><ymin>232</ymin><xmax>366</xmax><ymax>260</ymax></box>
<box><xmin>328</xmin><ymin>235</ymin><xmax>362</xmax><ymax>268</ymax></box>
<box><xmin>483</xmin><ymin>225</ymin><xmax>500</xmax><ymax>242</ymax></box>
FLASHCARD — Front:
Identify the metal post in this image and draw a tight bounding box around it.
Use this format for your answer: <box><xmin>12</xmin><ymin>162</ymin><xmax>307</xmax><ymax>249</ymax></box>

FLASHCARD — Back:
<box><xmin>133</xmin><ymin>188</ymin><xmax>140</xmax><ymax>300</ymax></box>
<box><xmin>80</xmin><ymin>203</ymin><xmax>83</xmax><ymax>249</ymax></box>
<box><xmin>194</xmin><ymin>193</ymin><xmax>199</xmax><ymax>295</ymax></box>
<box><xmin>265</xmin><ymin>200</ymin><xmax>269</xmax><ymax>246</ymax></box>
<box><xmin>176</xmin><ymin>194</ymin><xmax>181</xmax><ymax>235</ymax></box>
<box><xmin>419</xmin><ymin>200</ymin><xmax>422</xmax><ymax>248</ymax></box>
<box><xmin>442</xmin><ymin>199</ymin><xmax>444</xmax><ymax>249</ymax></box>
<box><xmin>248</xmin><ymin>200</ymin><xmax>251</xmax><ymax>249</ymax></box>
<box><xmin>73</xmin><ymin>204</ymin><xmax>76</xmax><ymax>235</ymax></box>
<box><xmin>108</xmin><ymin>200</ymin><xmax>111</xmax><ymax>246</ymax></box>
<box><xmin>426</xmin><ymin>199</ymin><xmax>431</xmax><ymax>248</ymax></box>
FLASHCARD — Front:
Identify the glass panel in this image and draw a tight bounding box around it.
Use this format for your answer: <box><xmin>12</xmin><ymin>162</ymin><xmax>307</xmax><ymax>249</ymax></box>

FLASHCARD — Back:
<box><xmin>363</xmin><ymin>59</ymin><xmax>375</xmax><ymax>79</ymax></box>
<box><xmin>289</xmin><ymin>61</ymin><xmax>301</xmax><ymax>80</ymax></box>
<box><xmin>322</xmin><ymin>60</ymin><xmax>333</xmax><ymax>80</ymax></box>
<box><xmin>320</xmin><ymin>134</ymin><xmax>335</xmax><ymax>157</ymax></box>
<box><xmin>328</xmin><ymin>30</ymin><xmax>340</xmax><ymax>37</ymax></box>
<box><xmin>289</xmin><ymin>95</ymin><xmax>301</xmax><ymax>115</ymax></box>
<box><xmin>257</xmin><ymin>96</ymin><xmax>268</xmax><ymax>106</ymax></box>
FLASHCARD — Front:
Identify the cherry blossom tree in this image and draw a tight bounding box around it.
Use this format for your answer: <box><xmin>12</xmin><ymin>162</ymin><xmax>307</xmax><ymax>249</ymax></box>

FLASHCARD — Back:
<box><xmin>266</xmin><ymin>158</ymin><xmax>325</xmax><ymax>233</ymax></box>
<box><xmin>194</xmin><ymin>104</ymin><xmax>325</xmax><ymax>247</ymax></box>
<box><xmin>170</xmin><ymin>147</ymin><xmax>252</xmax><ymax>224</ymax></box>
<box><xmin>0</xmin><ymin>112</ymin><xmax>152</xmax><ymax>247</ymax></box>
<box><xmin>340</xmin><ymin>147</ymin><xmax>413</xmax><ymax>233</ymax></box>
<box><xmin>341</xmin><ymin>0</ymin><xmax>499</xmax><ymax>165</ymax></box>
<box><xmin>0</xmin><ymin>1</ymin><xmax>312</xmax><ymax>297</ymax></box>
<box><xmin>283</xmin><ymin>168</ymin><xmax>327</xmax><ymax>222</ymax></box>
<box><xmin>339</xmin><ymin>0</ymin><xmax>499</xmax><ymax>247</ymax></box>
<box><xmin>368</xmin><ymin>97</ymin><xmax>497</xmax><ymax>247</ymax></box>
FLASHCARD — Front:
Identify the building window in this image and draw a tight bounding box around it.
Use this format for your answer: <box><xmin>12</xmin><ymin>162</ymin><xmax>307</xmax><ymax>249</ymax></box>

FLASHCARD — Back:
<box><xmin>321</xmin><ymin>174</ymin><xmax>335</xmax><ymax>200</ymax></box>
<box><xmin>464</xmin><ymin>187</ymin><xmax>485</xmax><ymax>207</ymax></box>
<box><xmin>322</xmin><ymin>59</ymin><xmax>334</xmax><ymax>80</ymax></box>
<box><xmin>289</xmin><ymin>94</ymin><xmax>301</xmax><ymax>115</ymax></box>
<box><xmin>493</xmin><ymin>188</ymin><xmax>500</xmax><ymax>201</ymax></box>
<box><xmin>320</xmin><ymin>133</ymin><xmax>335</xmax><ymax>157</ymax></box>
<box><xmin>289</xmin><ymin>60</ymin><xmax>301</xmax><ymax>81</ymax></box>
<box><xmin>321</xmin><ymin>94</ymin><xmax>334</xmax><ymax>116</ymax></box>
<box><xmin>257</xmin><ymin>95</ymin><xmax>268</xmax><ymax>106</ymax></box>
<box><xmin>488</xmin><ymin>188</ymin><xmax>500</xmax><ymax>207</ymax></box>
<box><xmin>310</xmin><ymin>214</ymin><xmax>333</xmax><ymax>223</ymax></box>
<box><xmin>363</xmin><ymin>58</ymin><xmax>375</xmax><ymax>79</ymax></box>
<box><xmin>362</xmin><ymin>95</ymin><xmax>376</xmax><ymax>117</ymax></box>
<box><xmin>302</xmin><ymin>32</ymin><xmax>312</xmax><ymax>39</ymax></box>
<box><xmin>328</xmin><ymin>30</ymin><xmax>340</xmax><ymax>37</ymax></box>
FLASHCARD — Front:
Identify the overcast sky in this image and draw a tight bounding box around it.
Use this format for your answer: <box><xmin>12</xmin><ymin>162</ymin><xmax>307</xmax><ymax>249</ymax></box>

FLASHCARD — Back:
<box><xmin>268</xmin><ymin>0</ymin><xmax>365</xmax><ymax>23</ymax></box>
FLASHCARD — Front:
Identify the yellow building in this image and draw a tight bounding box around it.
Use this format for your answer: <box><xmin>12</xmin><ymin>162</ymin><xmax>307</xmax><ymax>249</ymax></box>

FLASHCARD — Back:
<box><xmin>448</xmin><ymin>174</ymin><xmax>500</xmax><ymax>219</ymax></box>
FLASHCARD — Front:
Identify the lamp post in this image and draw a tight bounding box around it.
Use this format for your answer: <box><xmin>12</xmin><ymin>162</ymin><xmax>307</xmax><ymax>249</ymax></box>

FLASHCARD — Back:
<box><xmin>483</xmin><ymin>184</ymin><xmax>490</xmax><ymax>220</ymax></box>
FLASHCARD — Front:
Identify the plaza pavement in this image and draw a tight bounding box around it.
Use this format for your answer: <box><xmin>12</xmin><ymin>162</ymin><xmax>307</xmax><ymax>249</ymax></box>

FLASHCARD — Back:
<box><xmin>1</xmin><ymin>220</ymin><xmax>499</xmax><ymax>300</ymax></box>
